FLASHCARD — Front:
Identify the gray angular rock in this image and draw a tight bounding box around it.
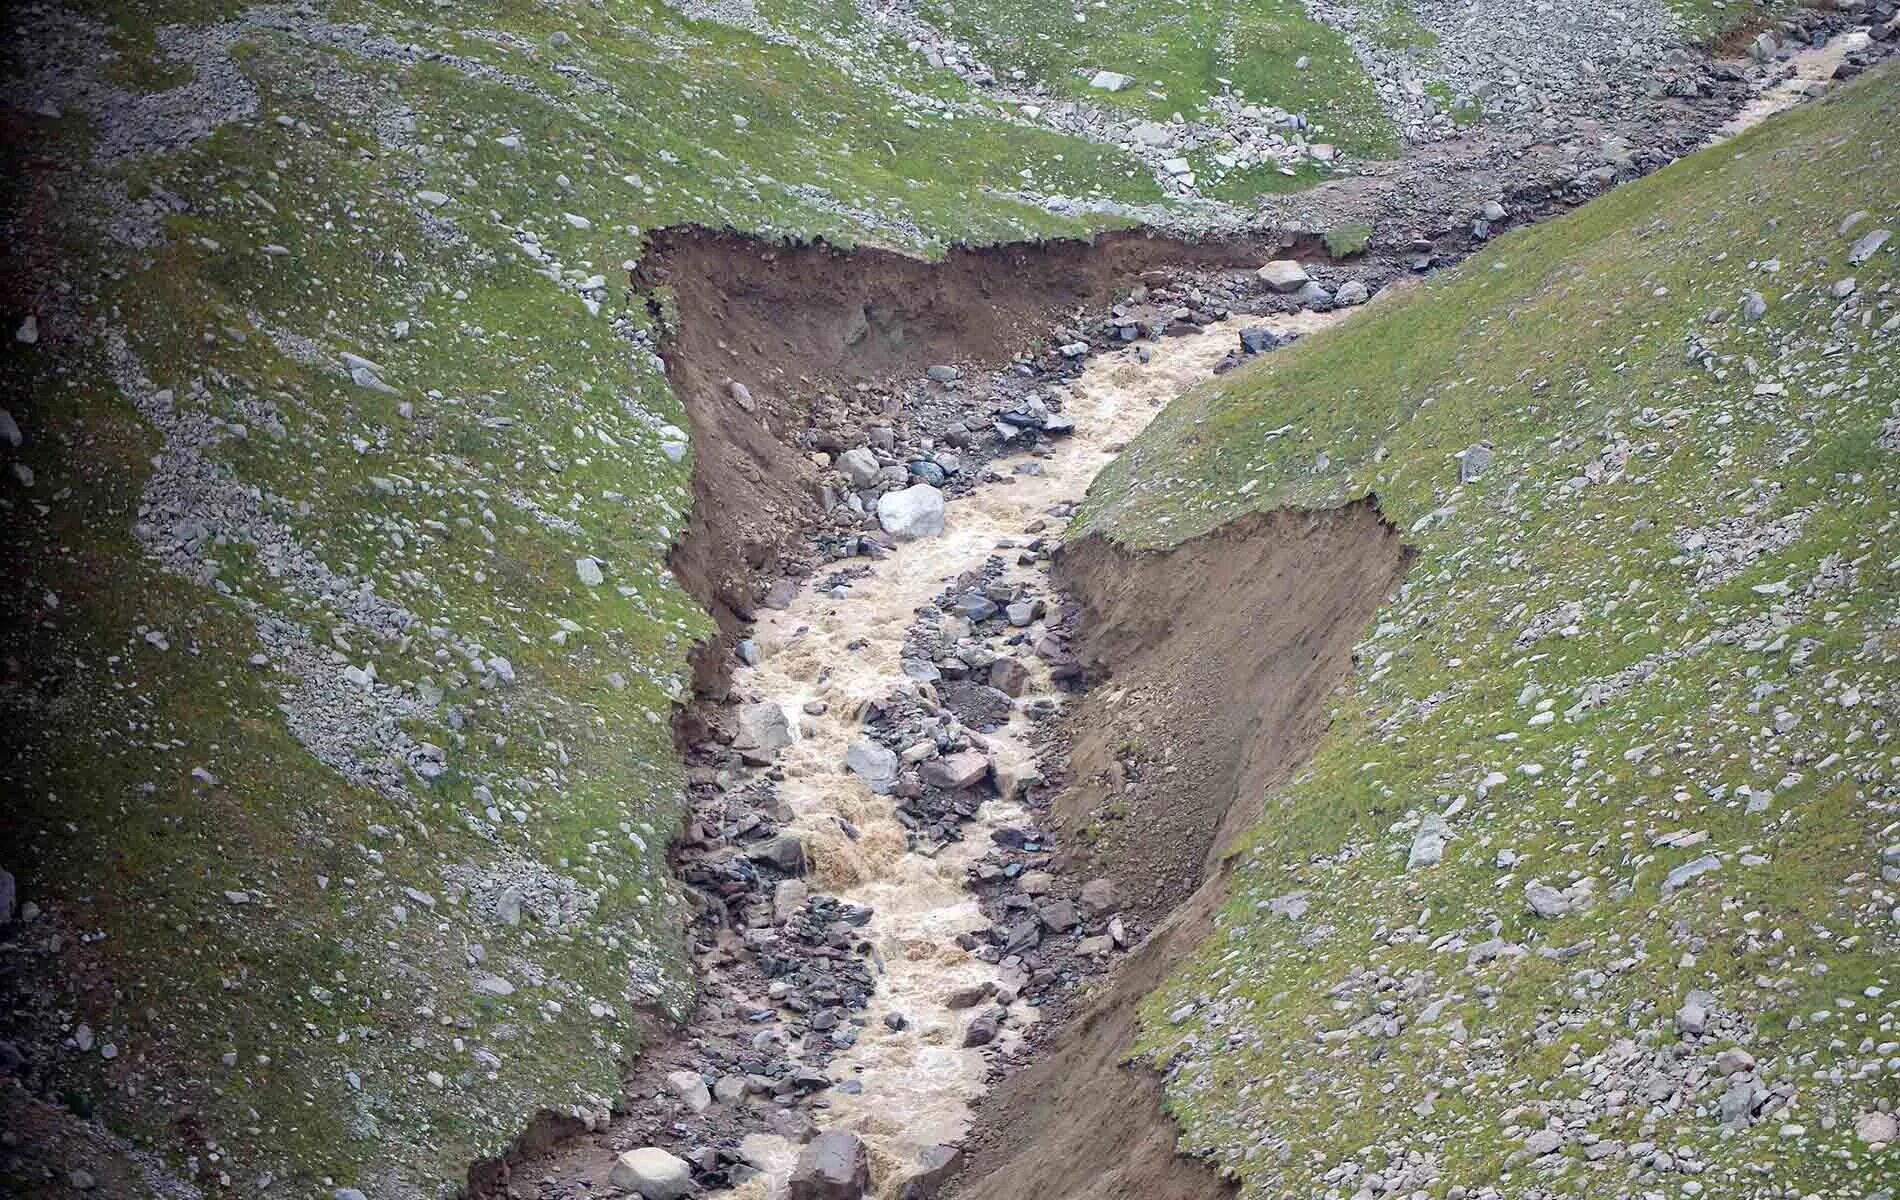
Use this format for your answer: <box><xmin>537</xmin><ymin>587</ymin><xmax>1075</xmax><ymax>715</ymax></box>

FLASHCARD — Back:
<box><xmin>847</xmin><ymin>739</ymin><xmax>900</xmax><ymax>794</ymax></box>
<box><xmin>1847</xmin><ymin>228</ymin><xmax>1890</xmax><ymax>265</ymax></box>
<box><xmin>789</xmin><ymin>1130</ymin><xmax>872</xmax><ymax>1200</ymax></box>
<box><xmin>1525</xmin><ymin>882</ymin><xmax>1571</xmax><ymax>918</ymax></box>
<box><xmin>746</xmin><ymin>834</ymin><xmax>807</xmax><ymax>875</ymax></box>
<box><xmin>1038</xmin><ymin>898</ymin><xmax>1079</xmax><ymax>932</ymax></box>
<box><xmin>878</xmin><ymin>484</ymin><xmax>946</xmax><ymax>540</ymax></box>
<box><xmin>920</xmin><ymin>749</ymin><xmax>988</xmax><ymax>790</ymax></box>
<box><xmin>665</xmin><ymin>1068</ymin><xmax>712</xmax><ymax>1112</ymax></box>
<box><xmin>734</xmin><ymin>701</ymin><xmax>792</xmax><ymax>758</ymax></box>
<box><xmin>1256</xmin><ymin>259</ymin><xmax>1311</xmax><ymax>293</ymax></box>
<box><xmin>899</xmin><ymin>1144</ymin><xmax>963</xmax><ymax>1200</ymax></box>
<box><xmin>1662</xmin><ymin>852</ymin><xmax>1721</xmax><ymax>895</ymax></box>
<box><xmin>838</xmin><ymin>447</ymin><xmax>881</xmax><ymax>488</ymax></box>
<box><xmin>1677</xmin><ymin>990</ymin><xmax>1714</xmax><ymax>1036</ymax></box>
<box><xmin>1407</xmin><ymin>812</ymin><xmax>1452</xmax><ymax>870</ymax></box>
<box><xmin>610</xmin><ymin>1147</ymin><xmax>693</xmax><ymax>1199</ymax></box>
<box><xmin>1459</xmin><ymin>443</ymin><xmax>1494</xmax><ymax>482</ymax></box>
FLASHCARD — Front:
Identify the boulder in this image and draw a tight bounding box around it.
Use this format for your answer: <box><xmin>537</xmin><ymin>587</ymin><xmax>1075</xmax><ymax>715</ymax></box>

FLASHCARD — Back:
<box><xmin>1256</xmin><ymin>260</ymin><xmax>1310</xmax><ymax>293</ymax></box>
<box><xmin>877</xmin><ymin>484</ymin><xmax>946</xmax><ymax>540</ymax></box>
<box><xmin>1525</xmin><ymin>882</ymin><xmax>1570</xmax><ymax>918</ymax></box>
<box><xmin>1129</xmin><ymin>121</ymin><xmax>1172</xmax><ymax>147</ymax></box>
<box><xmin>609</xmin><ymin>1148</ymin><xmax>693</xmax><ymax>1199</ymax></box>
<box><xmin>920</xmin><ymin>750</ymin><xmax>989</xmax><ymax>790</ymax></box>
<box><xmin>944</xmin><ymin>981</ymin><xmax>994</xmax><ymax>1009</ymax></box>
<box><xmin>733</xmin><ymin>701</ymin><xmax>792</xmax><ymax>758</ymax></box>
<box><xmin>962</xmin><ymin>1007</ymin><xmax>1004</xmax><ymax>1047</ymax></box>
<box><xmin>1237</xmin><ymin>327</ymin><xmax>1283</xmax><ymax>354</ymax></box>
<box><xmin>1458</xmin><ymin>443</ymin><xmax>1493</xmax><ymax>482</ymax></box>
<box><xmin>773</xmin><ymin>878</ymin><xmax>809</xmax><ymax>924</ymax></box>
<box><xmin>1335</xmin><ymin>279</ymin><xmax>1370</xmax><ymax>305</ymax></box>
<box><xmin>1038</xmin><ymin>898</ymin><xmax>1079</xmax><ymax>932</ymax></box>
<box><xmin>789</xmin><ymin>1130</ymin><xmax>872</xmax><ymax>1200</ymax></box>
<box><xmin>1077</xmin><ymin>877</ymin><xmax>1119</xmax><ymax>916</ymax></box>
<box><xmin>846</xmin><ymin>739</ymin><xmax>900</xmax><ymax>794</ymax></box>
<box><xmin>1856</xmin><ymin>1110</ymin><xmax>1898</xmax><ymax>1145</ymax></box>
<box><xmin>746</xmin><ymin>834</ymin><xmax>807</xmax><ymax>875</ymax></box>
<box><xmin>988</xmin><ymin>657</ymin><xmax>1029</xmax><ymax>697</ymax></box>
<box><xmin>898</xmin><ymin>1144</ymin><xmax>963</xmax><ymax>1200</ymax></box>
<box><xmin>838</xmin><ymin>447</ymin><xmax>881</xmax><ymax>488</ymax></box>
<box><xmin>1406</xmin><ymin>813</ymin><xmax>1452</xmax><ymax>870</ymax></box>
<box><xmin>664</xmin><ymin>1069</ymin><xmax>712</xmax><ymax>1113</ymax></box>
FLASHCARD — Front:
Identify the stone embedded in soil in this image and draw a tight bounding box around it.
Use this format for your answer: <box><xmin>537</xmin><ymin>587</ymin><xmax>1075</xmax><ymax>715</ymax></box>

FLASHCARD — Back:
<box><xmin>789</xmin><ymin>1130</ymin><xmax>872</xmax><ymax>1200</ymax></box>
<box><xmin>609</xmin><ymin>1147</ymin><xmax>694</xmax><ymax>1199</ymax></box>
<box><xmin>1077</xmin><ymin>877</ymin><xmax>1119</xmax><ymax>916</ymax></box>
<box><xmin>664</xmin><ymin>1069</ymin><xmax>713</xmax><ymax>1113</ymax></box>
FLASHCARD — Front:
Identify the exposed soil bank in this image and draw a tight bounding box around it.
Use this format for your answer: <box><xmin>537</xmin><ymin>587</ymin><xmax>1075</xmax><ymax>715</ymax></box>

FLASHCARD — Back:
<box><xmin>949</xmin><ymin>505</ymin><xmax>1409</xmax><ymax>1200</ymax></box>
<box><xmin>635</xmin><ymin>227</ymin><xmax>1296</xmax><ymax>669</ymax></box>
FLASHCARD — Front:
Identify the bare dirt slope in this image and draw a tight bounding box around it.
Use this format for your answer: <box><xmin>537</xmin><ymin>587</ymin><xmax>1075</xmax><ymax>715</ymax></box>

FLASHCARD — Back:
<box><xmin>952</xmin><ymin>504</ymin><xmax>1409</xmax><ymax>1200</ymax></box>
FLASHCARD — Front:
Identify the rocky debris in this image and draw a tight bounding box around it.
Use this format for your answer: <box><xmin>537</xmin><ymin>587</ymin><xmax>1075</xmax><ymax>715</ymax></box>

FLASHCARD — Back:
<box><xmin>789</xmin><ymin>1130</ymin><xmax>871</xmax><ymax>1200</ymax></box>
<box><xmin>610</xmin><ymin>1147</ymin><xmax>694</xmax><ymax>1199</ymax></box>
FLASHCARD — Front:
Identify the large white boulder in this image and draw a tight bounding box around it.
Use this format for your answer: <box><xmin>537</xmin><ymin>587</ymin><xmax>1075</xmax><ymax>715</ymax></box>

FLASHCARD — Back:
<box><xmin>877</xmin><ymin>484</ymin><xmax>945</xmax><ymax>540</ymax></box>
<box><xmin>609</xmin><ymin>1147</ymin><xmax>693</xmax><ymax>1199</ymax></box>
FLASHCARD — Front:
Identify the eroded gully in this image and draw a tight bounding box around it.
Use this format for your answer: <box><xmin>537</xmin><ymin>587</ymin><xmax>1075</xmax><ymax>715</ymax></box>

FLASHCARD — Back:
<box><xmin>713</xmin><ymin>307</ymin><xmax>1347</xmax><ymax>1198</ymax></box>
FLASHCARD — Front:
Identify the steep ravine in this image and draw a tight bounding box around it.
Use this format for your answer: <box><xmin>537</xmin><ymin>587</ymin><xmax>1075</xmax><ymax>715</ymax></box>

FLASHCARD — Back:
<box><xmin>462</xmin><ymin>30</ymin><xmax>1896</xmax><ymax>1193</ymax></box>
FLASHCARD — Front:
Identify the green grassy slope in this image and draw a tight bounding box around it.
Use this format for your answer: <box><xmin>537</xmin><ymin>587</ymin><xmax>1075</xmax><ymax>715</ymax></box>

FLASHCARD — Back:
<box><xmin>0</xmin><ymin>0</ymin><xmax>1177</xmax><ymax>1194</ymax></box>
<box><xmin>914</xmin><ymin>0</ymin><xmax>1398</xmax><ymax>158</ymax></box>
<box><xmin>1084</xmin><ymin>66</ymin><xmax>1900</xmax><ymax>1197</ymax></box>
